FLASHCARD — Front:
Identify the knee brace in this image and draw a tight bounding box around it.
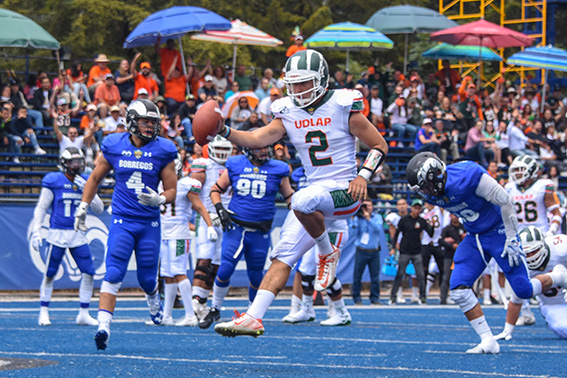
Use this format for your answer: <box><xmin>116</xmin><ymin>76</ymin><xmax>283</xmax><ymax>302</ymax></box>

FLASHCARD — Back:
<box><xmin>326</xmin><ymin>277</ymin><xmax>342</xmax><ymax>298</ymax></box>
<box><xmin>194</xmin><ymin>261</ymin><xmax>211</xmax><ymax>282</ymax></box>
<box><xmin>301</xmin><ymin>273</ymin><xmax>316</xmax><ymax>295</ymax></box>
<box><xmin>450</xmin><ymin>287</ymin><xmax>478</xmax><ymax>313</ymax></box>
<box><xmin>100</xmin><ymin>281</ymin><xmax>122</xmax><ymax>296</ymax></box>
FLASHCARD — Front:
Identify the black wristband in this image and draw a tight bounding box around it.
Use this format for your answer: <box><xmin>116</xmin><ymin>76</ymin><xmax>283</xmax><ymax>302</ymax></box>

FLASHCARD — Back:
<box><xmin>214</xmin><ymin>202</ymin><xmax>225</xmax><ymax>212</ymax></box>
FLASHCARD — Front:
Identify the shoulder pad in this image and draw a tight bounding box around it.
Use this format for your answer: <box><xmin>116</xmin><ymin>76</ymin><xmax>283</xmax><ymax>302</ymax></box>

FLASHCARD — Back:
<box><xmin>42</xmin><ymin>172</ymin><xmax>59</xmax><ymax>187</ymax></box>
<box><xmin>101</xmin><ymin>133</ymin><xmax>124</xmax><ymax>151</ymax></box>
<box><xmin>335</xmin><ymin>89</ymin><xmax>364</xmax><ymax>111</ymax></box>
<box><xmin>271</xmin><ymin>97</ymin><xmax>294</xmax><ymax>118</ymax></box>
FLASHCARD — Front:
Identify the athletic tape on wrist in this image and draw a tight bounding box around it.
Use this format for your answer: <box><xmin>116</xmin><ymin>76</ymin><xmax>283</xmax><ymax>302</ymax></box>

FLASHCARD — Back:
<box><xmin>220</xmin><ymin>126</ymin><xmax>231</xmax><ymax>139</ymax></box>
<box><xmin>358</xmin><ymin>148</ymin><xmax>386</xmax><ymax>181</ymax></box>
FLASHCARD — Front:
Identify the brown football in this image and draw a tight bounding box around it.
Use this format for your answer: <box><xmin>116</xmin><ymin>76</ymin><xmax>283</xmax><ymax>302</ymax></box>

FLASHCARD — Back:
<box><xmin>193</xmin><ymin>100</ymin><xmax>224</xmax><ymax>146</ymax></box>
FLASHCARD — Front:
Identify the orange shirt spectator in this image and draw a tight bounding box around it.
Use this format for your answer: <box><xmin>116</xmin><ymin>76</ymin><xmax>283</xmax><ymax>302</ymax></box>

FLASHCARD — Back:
<box><xmin>94</xmin><ymin>74</ymin><xmax>121</xmax><ymax>106</ymax></box>
<box><xmin>286</xmin><ymin>36</ymin><xmax>307</xmax><ymax>58</ymax></box>
<box><xmin>133</xmin><ymin>62</ymin><xmax>159</xmax><ymax>100</ymax></box>
<box><xmin>155</xmin><ymin>38</ymin><xmax>182</xmax><ymax>78</ymax></box>
<box><xmin>87</xmin><ymin>54</ymin><xmax>111</xmax><ymax>88</ymax></box>
<box><xmin>165</xmin><ymin>75</ymin><xmax>187</xmax><ymax>103</ymax></box>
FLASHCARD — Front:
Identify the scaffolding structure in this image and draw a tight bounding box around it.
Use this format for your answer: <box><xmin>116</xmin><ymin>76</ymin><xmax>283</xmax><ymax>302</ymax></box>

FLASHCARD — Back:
<box><xmin>439</xmin><ymin>0</ymin><xmax>547</xmax><ymax>88</ymax></box>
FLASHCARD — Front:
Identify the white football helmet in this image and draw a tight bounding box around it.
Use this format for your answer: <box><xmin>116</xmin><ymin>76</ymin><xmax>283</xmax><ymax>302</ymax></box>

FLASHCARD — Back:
<box><xmin>519</xmin><ymin>226</ymin><xmax>549</xmax><ymax>270</ymax></box>
<box><xmin>60</xmin><ymin>147</ymin><xmax>85</xmax><ymax>175</ymax></box>
<box><xmin>283</xmin><ymin>49</ymin><xmax>329</xmax><ymax>108</ymax></box>
<box><xmin>126</xmin><ymin>99</ymin><xmax>161</xmax><ymax>141</ymax></box>
<box><xmin>208</xmin><ymin>135</ymin><xmax>232</xmax><ymax>165</ymax></box>
<box><xmin>509</xmin><ymin>155</ymin><xmax>539</xmax><ymax>187</ymax></box>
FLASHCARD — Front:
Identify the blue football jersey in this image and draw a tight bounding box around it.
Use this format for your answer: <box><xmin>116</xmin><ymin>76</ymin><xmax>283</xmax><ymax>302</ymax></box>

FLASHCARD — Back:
<box><xmin>226</xmin><ymin>155</ymin><xmax>289</xmax><ymax>223</ymax></box>
<box><xmin>43</xmin><ymin>172</ymin><xmax>88</xmax><ymax>229</ymax></box>
<box><xmin>102</xmin><ymin>133</ymin><xmax>177</xmax><ymax>219</ymax></box>
<box><xmin>428</xmin><ymin>161</ymin><xmax>503</xmax><ymax>234</ymax></box>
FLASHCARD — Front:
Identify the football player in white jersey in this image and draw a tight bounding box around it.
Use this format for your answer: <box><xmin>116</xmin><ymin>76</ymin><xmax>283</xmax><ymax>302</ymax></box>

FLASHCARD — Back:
<box><xmin>190</xmin><ymin>135</ymin><xmax>232</xmax><ymax>320</ymax></box>
<box><xmin>213</xmin><ymin>49</ymin><xmax>388</xmax><ymax>337</ymax></box>
<box><xmin>495</xmin><ymin>226</ymin><xmax>567</xmax><ymax>340</ymax></box>
<box><xmin>505</xmin><ymin>155</ymin><xmax>561</xmax><ymax>325</ymax></box>
<box><xmin>158</xmin><ymin>156</ymin><xmax>218</xmax><ymax>326</ymax></box>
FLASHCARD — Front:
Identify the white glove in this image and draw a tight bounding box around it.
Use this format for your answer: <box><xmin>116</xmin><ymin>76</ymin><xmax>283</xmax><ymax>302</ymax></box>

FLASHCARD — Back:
<box><xmin>137</xmin><ymin>186</ymin><xmax>166</xmax><ymax>207</ymax></box>
<box><xmin>207</xmin><ymin>226</ymin><xmax>218</xmax><ymax>242</ymax></box>
<box><xmin>546</xmin><ymin>222</ymin><xmax>560</xmax><ymax>237</ymax></box>
<box><xmin>31</xmin><ymin>232</ymin><xmax>43</xmax><ymax>250</ymax></box>
<box><xmin>209</xmin><ymin>211</ymin><xmax>222</xmax><ymax>228</ymax></box>
<box><xmin>74</xmin><ymin>175</ymin><xmax>87</xmax><ymax>191</ymax></box>
<box><xmin>563</xmin><ymin>288</ymin><xmax>567</xmax><ymax>303</ymax></box>
<box><xmin>74</xmin><ymin>201</ymin><xmax>89</xmax><ymax>232</ymax></box>
<box><xmin>494</xmin><ymin>329</ymin><xmax>513</xmax><ymax>341</ymax></box>
<box><xmin>502</xmin><ymin>236</ymin><xmax>524</xmax><ymax>267</ymax></box>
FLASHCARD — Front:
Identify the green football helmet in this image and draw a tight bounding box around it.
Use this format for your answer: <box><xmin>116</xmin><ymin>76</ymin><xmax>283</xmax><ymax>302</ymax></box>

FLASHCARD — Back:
<box><xmin>283</xmin><ymin>49</ymin><xmax>329</xmax><ymax>108</ymax></box>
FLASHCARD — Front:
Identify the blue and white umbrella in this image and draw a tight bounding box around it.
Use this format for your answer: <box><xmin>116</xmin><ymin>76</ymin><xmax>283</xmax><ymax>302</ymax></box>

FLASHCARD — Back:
<box><xmin>507</xmin><ymin>45</ymin><xmax>567</xmax><ymax>112</ymax></box>
<box><xmin>423</xmin><ymin>43</ymin><xmax>502</xmax><ymax>62</ymax></box>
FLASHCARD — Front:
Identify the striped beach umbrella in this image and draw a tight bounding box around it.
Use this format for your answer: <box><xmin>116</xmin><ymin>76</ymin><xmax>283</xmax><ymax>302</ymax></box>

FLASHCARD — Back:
<box><xmin>423</xmin><ymin>43</ymin><xmax>502</xmax><ymax>61</ymax></box>
<box><xmin>507</xmin><ymin>45</ymin><xmax>567</xmax><ymax>112</ymax></box>
<box><xmin>305</xmin><ymin>22</ymin><xmax>394</xmax><ymax>72</ymax></box>
<box><xmin>192</xmin><ymin>19</ymin><xmax>283</xmax><ymax>78</ymax></box>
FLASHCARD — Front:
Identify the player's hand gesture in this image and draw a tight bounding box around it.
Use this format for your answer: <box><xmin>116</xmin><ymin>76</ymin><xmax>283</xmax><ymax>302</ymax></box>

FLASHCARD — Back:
<box><xmin>207</xmin><ymin>226</ymin><xmax>218</xmax><ymax>242</ymax></box>
<box><xmin>214</xmin><ymin>203</ymin><xmax>233</xmax><ymax>232</ymax></box>
<box><xmin>74</xmin><ymin>175</ymin><xmax>86</xmax><ymax>191</ymax></box>
<box><xmin>138</xmin><ymin>186</ymin><xmax>166</xmax><ymax>207</ymax></box>
<box><xmin>31</xmin><ymin>232</ymin><xmax>43</xmax><ymax>250</ymax></box>
<box><xmin>74</xmin><ymin>201</ymin><xmax>89</xmax><ymax>232</ymax></box>
<box><xmin>348</xmin><ymin>176</ymin><xmax>368</xmax><ymax>202</ymax></box>
<box><xmin>502</xmin><ymin>235</ymin><xmax>524</xmax><ymax>267</ymax></box>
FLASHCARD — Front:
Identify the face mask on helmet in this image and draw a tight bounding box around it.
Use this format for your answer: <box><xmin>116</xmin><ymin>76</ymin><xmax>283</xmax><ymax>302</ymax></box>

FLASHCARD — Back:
<box><xmin>208</xmin><ymin>136</ymin><xmax>232</xmax><ymax>165</ymax></box>
<box><xmin>126</xmin><ymin>99</ymin><xmax>161</xmax><ymax>142</ymax></box>
<box><xmin>407</xmin><ymin>153</ymin><xmax>446</xmax><ymax>200</ymax></box>
<box><xmin>509</xmin><ymin>155</ymin><xmax>538</xmax><ymax>186</ymax></box>
<box><xmin>60</xmin><ymin>147</ymin><xmax>85</xmax><ymax>175</ymax></box>
<box><xmin>245</xmin><ymin>146</ymin><xmax>272</xmax><ymax>165</ymax></box>
<box><xmin>519</xmin><ymin>226</ymin><xmax>549</xmax><ymax>270</ymax></box>
<box><xmin>283</xmin><ymin>50</ymin><xmax>329</xmax><ymax>108</ymax></box>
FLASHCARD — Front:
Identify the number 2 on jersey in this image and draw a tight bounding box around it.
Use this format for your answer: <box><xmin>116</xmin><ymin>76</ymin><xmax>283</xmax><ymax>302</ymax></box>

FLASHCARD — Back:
<box><xmin>306</xmin><ymin>130</ymin><xmax>333</xmax><ymax>166</ymax></box>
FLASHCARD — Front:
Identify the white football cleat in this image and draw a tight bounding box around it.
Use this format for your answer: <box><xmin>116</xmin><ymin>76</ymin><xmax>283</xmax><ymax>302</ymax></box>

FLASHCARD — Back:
<box><xmin>283</xmin><ymin>308</ymin><xmax>316</xmax><ymax>323</ymax></box>
<box><xmin>214</xmin><ymin>311</ymin><xmax>264</xmax><ymax>337</ymax></box>
<box><xmin>320</xmin><ymin>307</ymin><xmax>351</xmax><ymax>326</ymax></box>
<box><xmin>76</xmin><ymin>312</ymin><xmax>98</xmax><ymax>326</ymax></box>
<box><xmin>516</xmin><ymin>312</ymin><xmax>536</xmax><ymax>326</ymax></box>
<box><xmin>326</xmin><ymin>300</ymin><xmax>336</xmax><ymax>319</ymax></box>
<box><xmin>494</xmin><ymin>330</ymin><xmax>513</xmax><ymax>341</ymax></box>
<box><xmin>38</xmin><ymin>307</ymin><xmax>51</xmax><ymax>326</ymax></box>
<box><xmin>176</xmin><ymin>315</ymin><xmax>199</xmax><ymax>327</ymax></box>
<box><xmin>193</xmin><ymin>298</ymin><xmax>209</xmax><ymax>321</ymax></box>
<box><xmin>314</xmin><ymin>246</ymin><xmax>340</xmax><ymax>292</ymax></box>
<box><xmin>146</xmin><ymin>294</ymin><xmax>163</xmax><ymax>325</ymax></box>
<box><xmin>282</xmin><ymin>301</ymin><xmax>301</xmax><ymax>321</ymax></box>
<box><xmin>465</xmin><ymin>338</ymin><xmax>500</xmax><ymax>354</ymax></box>
<box><xmin>160</xmin><ymin>316</ymin><xmax>175</xmax><ymax>326</ymax></box>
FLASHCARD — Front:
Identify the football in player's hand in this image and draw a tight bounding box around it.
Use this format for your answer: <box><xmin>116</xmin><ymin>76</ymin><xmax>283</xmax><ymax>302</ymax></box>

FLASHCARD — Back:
<box><xmin>193</xmin><ymin>100</ymin><xmax>224</xmax><ymax>146</ymax></box>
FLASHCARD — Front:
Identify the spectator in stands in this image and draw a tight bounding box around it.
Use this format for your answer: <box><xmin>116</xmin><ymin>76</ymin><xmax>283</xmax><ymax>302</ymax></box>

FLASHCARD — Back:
<box><xmin>136</xmin><ymin>88</ymin><xmax>149</xmax><ymax>101</ymax></box>
<box><xmin>482</xmin><ymin>95</ymin><xmax>498</xmax><ymax>123</ymax></box>
<box><xmin>233</xmin><ymin>64</ymin><xmax>253</xmax><ymax>91</ymax></box>
<box><xmin>546</xmin><ymin>165</ymin><xmax>560</xmax><ymax>189</ymax></box>
<box><xmin>68</xmin><ymin>61</ymin><xmax>91</xmax><ymax>104</ymax></box>
<box><xmin>350</xmin><ymin>199</ymin><xmax>386</xmax><ymax>305</ymax></box>
<box><xmin>415</xmin><ymin>118</ymin><xmax>441</xmax><ymax>156</ymax></box>
<box><xmin>115</xmin><ymin>54</ymin><xmax>140</xmax><ymax>104</ymax></box>
<box><xmin>1</xmin><ymin>85</ymin><xmax>13</xmax><ymax>107</ymax></box>
<box><xmin>10</xmin><ymin>107</ymin><xmax>46</xmax><ymax>156</ymax></box>
<box><xmin>257</xmin><ymin>87</ymin><xmax>280</xmax><ymax>125</ymax></box>
<box><xmin>0</xmin><ymin>106</ymin><xmax>18</xmax><ymax>161</ymax></box>
<box><xmin>230</xmin><ymin>96</ymin><xmax>253</xmax><ymax>130</ymax></box>
<box><xmin>80</xmin><ymin>103</ymin><xmax>101</xmax><ymax>142</ymax></box>
<box><xmin>33</xmin><ymin>76</ymin><xmax>53</xmax><ymax>127</ymax></box>
<box><xmin>521</xmin><ymin>85</ymin><xmax>539</xmax><ymax>112</ymax></box>
<box><xmin>188</xmin><ymin>56</ymin><xmax>212</xmax><ymax>98</ymax></box>
<box><xmin>82</xmin><ymin>135</ymin><xmax>100</xmax><ymax>174</ymax></box>
<box><xmin>458</xmin><ymin>82</ymin><xmax>483</xmax><ymax>131</ymax></box>
<box><xmin>24</xmin><ymin>73</ymin><xmax>40</xmax><ymax>101</ymax></box>
<box><xmin>403</xmin><ymin>75</ymin><xmax>424</xmax><ymax>100</ymax></box>
<box><xmin>87</xmin><ymin>54</ymin><xmax>111</xmax><ymax>96</ymax></box>
<box><xmin>369</xmin><ymin>85</ymin><xmax>384</xmax><ymax>128</ymax></box>
<box><xmin>387</xmin><ymin>95</ymin><xmax>417</xmax><ymax>147</ymax></box>
<box><xmin>241</xmin><ymin>112</ymin><xmax>265</xmax><ymax>131</ymax></box>
<box><xmin>103</xmin><ymin>105</ymin><xmax>126</xmax><ymax>137</ymax></box>
<box><xmin>438</xmin><ymin>214</ymin><xmax>466</xmax><ymax>304</ymax></box>
<box><xmin>482</xmin><ymin>120</ymin><xmax>501</xmax><ymax>166</ymax></box>
<box><xmin>179</xmin><ymin>94</ymin><xmax>197</xmax><ymax>140</ymax></box>
<box><xmin>286</xmin><ymin>35</ymin><xmax>306</xmax><ymax>58</ymax></box>
<box><xmin>262</xmin><ymin>68</ymin><xmax>278</xmax><ymax>89</ymax></box>
<box><xmin>435</xmin><ymin>60</ymin><xmax>461</xmax><ymax>97</ymax></box>
<box><xmin>162</xmin><ymin>115</ymin><xmax>184</xmax><ymax>149</ymax></box>
<box><xmin>53</xmin><ymin>119</ymin><xmax>94</xmax><ymax>157</ymax></box>
<box><xmin>212</xmin><ymin>66</ymin><xmax>228</xmax><ymax>96</ymax></box>
<box><xmin>198</xmin><ymin>75</ymin><xmax>221</xmax><ymax>105</ymax></box>
<box><xmin>224</xmin><ymin>81</ymin><xmax>240</xmax><ymax>101</ymax></box>
<box><xmin>424</xmin><ymin>73</ymin><xmax>439</xmax><ymax>109</ymax></box>
<box><xmin>508</xmin><ymin>110</ymin><xmax>536</xmax><ymax>157</ymax></box>
<box><xmin>332</xmin><ymin>70</ymin><xmax>354</xmax><ymax>89</ymax></box>
<box><xmin>495</xmin><ymin>119</ymin><xmax>513</xmax><ymax>166</ymax></box>
<box><xmin>546</xmin><ymin>84</ymin><xmax>563</xmax><ymax>114</ymax></box>
<box><xmin>542</xmin><ymin>108</ymin><xmax>559</xmax><ymax>130</ymax></box>
<box><xmin>50</xmin><ymin>96</ymin><xmax>80</xmax><ymax>137</ymax></box>
<box><xmin>434</xmin><ymin>119</ymin><xmax>459</xmax><ymax>163</ymax></box>
<box><xmin>53</xmin><ymin>69</ymin><xmax>78</xmax><ymax>107</ymax></box>
<box><xmin>10</xmin><ymin>79</ymin><xmax>44</xmax><ymax>129</ymax></box>
<box><xmin>254</xmin><ymin>78</ymin><xmax>270</xmax><ymax>102</ymax></box>
<box><xmin>133</xmin><ymin>62</ymin><xmax>159</xmax><ymax>101</ymax></box>
<box><xmin>94</xmin><ymin>74</ymin><xmax>121</xmax><ymax>119</ymax></box>
<box><xmin>464</xmin><ymin>120</ymin><xmax>494</xmax><ymax>167</ymax></box>
<box><xmin>164</xmin><ymin>55</ymin><xmax>192</xmax><ymax>114</ymax></box>
<box><xmin>407</xmin><ymin>96</ymin><xmax>424</xmax><ymax>127</ymax></box>
<box><xmin>155</xmin><ymin>37</ymin><xmax>182</xmax><ymax>79</ymax></box>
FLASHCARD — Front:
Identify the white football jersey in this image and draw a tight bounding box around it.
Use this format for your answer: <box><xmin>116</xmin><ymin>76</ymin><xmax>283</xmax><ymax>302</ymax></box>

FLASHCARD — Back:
<box><xmin>505</xmin><ymin>179</ymin><xmax>555</xmax><ymax>233</ymax></box>
<box><xmin>385</xmin><ymin>212</ymin><xmax>402</xmax><ymax>244</ymax></box>
<box><xmin>530</xmin><ymin>234</ymin><xmax>567</xmax><ymax>306</ymax></box>
<box><xmin>272</xmin><ymin>89</ymin><xmax>363</xmax><ymax>185</ymax></box>
<box><xmin>160</xmin><ymin>177</ymin><xmax>202</xmax><ymax>240</ymax></box>
<box><xmin>191</xmin><ymin>157</ymin><xmax>231</xmax><ymax>212</ymax></box>
<box><xmin>421</xmin><ymin>206</ymin><xmax>443</xmax><ymax>246</ymax></box>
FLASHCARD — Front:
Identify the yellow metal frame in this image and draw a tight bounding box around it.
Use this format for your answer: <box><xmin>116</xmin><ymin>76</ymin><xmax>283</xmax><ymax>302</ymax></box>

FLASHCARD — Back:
<box><xmin>439</xmin><ymin>0</ymin><xmax>547</xmax><ymax>89</ymax></box>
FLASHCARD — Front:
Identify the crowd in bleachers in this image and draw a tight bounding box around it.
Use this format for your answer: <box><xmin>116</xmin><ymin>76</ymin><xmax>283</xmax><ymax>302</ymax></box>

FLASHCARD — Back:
<box><xmin>2</xmin><ymin>40</ymin><xmax>567</xmax><ymax>198</ymax></box>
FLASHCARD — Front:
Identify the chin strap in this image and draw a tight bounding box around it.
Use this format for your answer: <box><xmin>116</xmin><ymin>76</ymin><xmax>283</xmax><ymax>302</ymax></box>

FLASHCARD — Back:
<box><xmin>358</xmin><ymin>148</ymin><xmax>386</xmax><ymax>181</ymax></box>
